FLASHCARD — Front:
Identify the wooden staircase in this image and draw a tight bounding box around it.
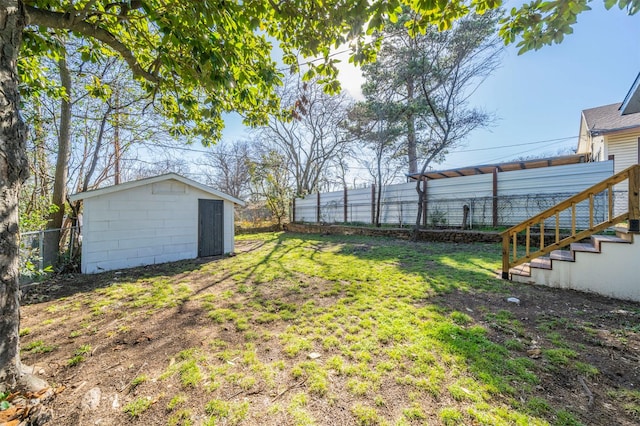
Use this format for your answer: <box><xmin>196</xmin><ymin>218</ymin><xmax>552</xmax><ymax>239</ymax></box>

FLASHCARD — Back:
<box><xmin>502</xmin><ymin>164</ymin><xmax>640</xmax><ymax>301</ymax></box>
<box><xmin>509</xmin><ymin>232</ymin><xmax>631</xmax><ymax>277</ymax></box>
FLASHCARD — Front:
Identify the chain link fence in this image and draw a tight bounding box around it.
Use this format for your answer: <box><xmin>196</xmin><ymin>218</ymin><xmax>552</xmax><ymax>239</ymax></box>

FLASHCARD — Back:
<box><xmin>20</xmin><ymin>226</ymin><xmax>81</xmax><ymax>283</ymax></box>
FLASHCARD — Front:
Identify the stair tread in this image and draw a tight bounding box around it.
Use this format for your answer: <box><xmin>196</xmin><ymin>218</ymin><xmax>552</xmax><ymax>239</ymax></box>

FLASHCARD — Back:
<box><xmin>571</xmin><ymin>242</ymin><xmax>599</xmax><ymax>253</ymax></box>
<box><xmin>614</xmin><ymin>226</ymin><xmax>631</xmax><ymax>234</ymax></box>
<box><xmin>550</xmin><ymin>250</ymin><xmax>574</xmax><ymax>261</ymax></box>
<box><xmin>592</xmin><ymin>235</ymin><xmax>630</xmax><ymax>244</ymax></box>
<box><xmin>531</xmin><ymin>257</ymin><xmax>551</xmax><ymax>269</ymax></box>
<box><xmin>509</xmin><ymin>263</ymin><xmax>530</xmax><ymax>277</ymax></box>
<box><xmin>614</xmin><ymin>225</ymin><xmax>640</xmax><ymax>234</ymax></box>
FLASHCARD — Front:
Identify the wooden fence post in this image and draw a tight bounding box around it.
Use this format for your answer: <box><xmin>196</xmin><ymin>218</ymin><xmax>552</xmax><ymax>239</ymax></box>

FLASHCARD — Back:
<box><xmin>501</xmin><ymin>234</ymin><xmax>510</xmax><ymax>279</ymax></box>
<box><xmin>422</xmin><ymin>177</ymin><xmax>428</xmax><ymax>228</ymax></box>
<box><xmin>493</xmin><ymin>168</ymin><xmax>499</xmax><ymax>227</ymax></box>
<box><xmin>343</xmin><ymin>187</ymin><xmax>348</xmax><ymax>223</ymax></box>
<box><xmin>292</xmin><ymin>198</ymin><xmax>296</xmax><ymax>223</ymax></box>
<box><xmin>371</xmin><ymin>184</ymin><xmax>376</xmax><ymax>225</ymax></box>
<box><xmin>629</xmin><ymin>165</ymin><xmax>640</xmax><ymax>232</ymax></box>
<box><xmin>316</xmin><ymin>192</ymin><xmax>321</xmax><ymax>223</ymax></box>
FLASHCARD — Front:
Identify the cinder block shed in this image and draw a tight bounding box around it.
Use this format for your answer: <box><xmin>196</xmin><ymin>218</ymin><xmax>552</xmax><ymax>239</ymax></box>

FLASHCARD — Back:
<box><xmin>69</xmin><ymin>173</ymin><xmax>245</xmax><ymax>274</ymax></box>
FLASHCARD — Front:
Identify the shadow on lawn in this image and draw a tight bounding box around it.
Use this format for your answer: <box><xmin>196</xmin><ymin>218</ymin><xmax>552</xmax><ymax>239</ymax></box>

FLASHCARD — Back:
<box><xmin>21</xmin><ymin>256</ymin><xmax>214</xmax><ymax>306</ymax></box>
<box><xmin>275</xmin><ymin>232</ymin><xmax>552</xmax><ymax>420</ymax></box>
<box><xmin>300</xmin><ymin>231</ymin><xmax>508</xmax><ymax>294</ymax></box>
<box><xmin>183</xmin><ymin>235</ymin><xmax>306</xmax><ymax>305</ymax></box>
<box><xmin>20</xmin><ymin>235</ymin><xmax>299</xmax><ymax>308</ymax></box>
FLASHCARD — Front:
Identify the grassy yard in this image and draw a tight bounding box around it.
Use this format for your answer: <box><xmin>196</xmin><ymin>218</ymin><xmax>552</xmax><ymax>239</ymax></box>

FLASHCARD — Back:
<box><xmin>18</xmin><ymin>232</ymin><xmax>640</xmax><ymax>425</ymax></box>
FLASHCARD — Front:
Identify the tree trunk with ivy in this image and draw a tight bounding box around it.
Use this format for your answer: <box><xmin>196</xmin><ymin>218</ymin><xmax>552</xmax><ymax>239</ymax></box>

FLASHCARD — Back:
<box><xmin>0</xmin><ymin>0</ymin><xmax>30</xmax><ymax>391</ymax></box>
<box><xmin>44</xmin><ymin>53</ymin><xmax>72</xmax><ymax>268</ymax></box>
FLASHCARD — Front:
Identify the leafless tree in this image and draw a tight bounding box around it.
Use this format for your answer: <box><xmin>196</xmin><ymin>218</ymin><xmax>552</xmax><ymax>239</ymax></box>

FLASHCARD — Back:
<box><xmin>256</xmin><ymin>75</ymin><xmax>353</xmax><ymax>197</ymax></box>
<box><xmin>199</xmin><ymin>139</ymin><xmax>253</xmax><ymax>199</ymax></box>
<box><xmin>346</xmin><ymin>102</ymin><xmax>405</xmax><ymax>225</ymax></box>
<box><xmin>411</xmin><ymin>13</ymin><xmax>502</xmax><ymax>232</ymax></box>
<box><xmin>124</xmin><ymin>157</ymin><xmax>192</xmax><ymax>180</ymax></box>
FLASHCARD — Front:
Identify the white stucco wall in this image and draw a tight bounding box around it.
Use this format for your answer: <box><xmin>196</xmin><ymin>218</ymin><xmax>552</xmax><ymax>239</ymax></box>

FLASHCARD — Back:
<box><xmin>526</xmin><ymin>237</ymin><xmax>640</xmax><ymax>302</ymax></box>
<box><xmin>81</xmin><ymin>179</ymin><xmax>236</xmax><ymax>273</ymax></box>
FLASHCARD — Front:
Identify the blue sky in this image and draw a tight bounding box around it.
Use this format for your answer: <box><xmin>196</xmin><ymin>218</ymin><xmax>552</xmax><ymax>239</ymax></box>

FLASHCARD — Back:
<box><xmin>221</xmin><ymin>2</ymin><xmax>640</xmax><ymax>178</ymax></box>
<box><xmin>438</xmin><ymin>1</ymin><xmax>640</xmax><ymax>170</ymax></box>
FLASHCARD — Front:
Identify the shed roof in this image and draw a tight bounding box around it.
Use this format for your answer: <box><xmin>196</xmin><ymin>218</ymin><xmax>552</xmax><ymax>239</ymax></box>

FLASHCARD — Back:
<box><xmin>69</xmin><ymin>173</ymin><xmax>246</xmax><ymax>206</ymax></box>
<box><xmin>582</xmin><ymin>102</ymin><xmax>640</xmax><ymax>135</ymax></box>
<box><xmin>407</xmin><ymin>154</ymin><xmax>586</xmax><ymax>180</ymax></box>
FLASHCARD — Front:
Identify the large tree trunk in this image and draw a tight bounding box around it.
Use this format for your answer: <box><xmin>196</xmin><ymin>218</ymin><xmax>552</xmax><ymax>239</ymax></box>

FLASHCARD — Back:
<box><xmin>113</xmin><ymin>88</ymin><xmax>121</xmax><ymax>185</ymax></box>
<box><xmin>406</xmin><ymin>79</ymin><xmax>418</xmax><ymax>175</ymax></box>
<box><xmin>44</xmin><ymin>53</ymin><xmax>72</xmax><ymax>268</ymax></box>
<box><xmin>375</xmin><ymin>152</ymin><xmax>382</xmax><ymax>227</ymax></box>
<box><xmin>413</xmin><ymin>179</ymin><xmax>426</xmax><ymax>240</ymax></box>
<box><xmin>0</xmin><ymin>0</ymin><xmax>30</xmax><ymax>391</ymax></box>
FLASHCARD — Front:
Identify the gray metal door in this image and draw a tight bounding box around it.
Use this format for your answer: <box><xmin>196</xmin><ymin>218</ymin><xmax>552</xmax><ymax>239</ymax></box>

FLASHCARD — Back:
<box><xmin>198</xmin><ymin>199</ymin><xmax>224</xmax><ymax>257</ymax></box>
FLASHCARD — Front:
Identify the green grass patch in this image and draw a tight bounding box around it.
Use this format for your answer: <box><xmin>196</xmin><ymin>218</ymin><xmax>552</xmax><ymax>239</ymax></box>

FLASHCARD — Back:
<box><xmin>525</xmin><ymin>397</ymin><xmax>552</xmax><ymax>417</ymax></box>
<box><xmin>166</xmin><ymin>394</ymin><xmax>188</xmax><ymax>412</ymax></box>
<box><xmin>287</xmin><ymin>391</ymin><xmax>316</xmax><ymax>425</ymax></box>
<box><xmin>608</xmin><ymin>388</ymin><xmax>640</xmax><ymax>418</ymax></box>
<box><xmin>67</xmin><ymin>344</ymin><xmax>92</xmax><ymax>366</ymax></box>
<box><xmin>440</xmin><ymin>407</ymin><xmax>464</xmax><ymax>425</ymax></box>
<box><xmin>543</xmin><ymin>348</ymin><xmax>577</xmax><ymax>367</ymax></box>
<box><xmin>351</xmin><ymin>403</ymin><xmax>381</xmax><ymax>425</ymax></box>
<box><xmin>554</xmin><ymin>409</ymin><xmax>584</xmax><ymax>425</ymax></box>
<box><xmin>30</xmin><ymin>233</ymin><xmax>596</xmax><ymax>424</ymax></box>
<box><xmin>95</xmin><ymin>278</ymin><xmax>191</xmax><ymax>314</ymax></box>
<box><xmin>22</xmin><ymin>340</ymin><xmax>55</xmax><ymax>354</ymax></box>
<box><xmin>168</xmin><ymin>409</ymin><xmax>192</xmax><ymax>426</ymax></box>
<box><xmin>205</xmin><ymin>399</ymin><xmax>249</xmax><ymax>425</ymax></box>
<box><xmin>123</xmin><ymin>397</ymin><xmax>153</xmax><ymax>417</ymax></box>
<box><xmin>485</xmin><ymin>310</ymin><xmax>525</xmax><ymax>336</ymax></box>
<box><xmin>131</xmin><ymin>374</ymin><xmax>149</xmax><ymax>388</ymax></box>
<box><xmin>160</xmin><ymin>348</ymin><xmax>204</xmax><ymax>387</ymax></box>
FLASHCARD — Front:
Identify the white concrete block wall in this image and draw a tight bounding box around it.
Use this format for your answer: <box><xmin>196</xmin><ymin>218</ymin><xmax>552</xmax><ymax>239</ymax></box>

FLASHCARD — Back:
<box><xmin>81</xmin><ymin>179</ymin><xmax>236</xmax><ymax>274</ymax></box>
<box><xmin>528</xmin><ymin>238</ymin><xmax>640</xmax><ymax>302</ymax></box>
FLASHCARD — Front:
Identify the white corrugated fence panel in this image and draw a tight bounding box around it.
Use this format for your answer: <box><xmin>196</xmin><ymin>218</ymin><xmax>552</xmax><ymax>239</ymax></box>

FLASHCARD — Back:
<box><xmin>293</xmin><ymin>161</ymin><xmax>615</xmax><ymax>228</ymax></box>
<box><xmin>295</xmin><ymin>194</ymin><xmax>317</xmax><ymax>223</ymax></box>
<box><xmin>321</xmin><ymin>190</ymin><xmax>344</xmax><ymax>223</ymax></box>
<box><xmin>346</xmin><ymin>187</ymin><xmax>374</xmax><ymax>224</ymax></box>
<box><xmin>497</xmin><ymin>161</ymin><xmax>613</xmax><ymax>196</ymax></box>
<box><xmin>426</xmin><ymin>173</ymin><xmax>494</xmax><ymax>199</ymax></box>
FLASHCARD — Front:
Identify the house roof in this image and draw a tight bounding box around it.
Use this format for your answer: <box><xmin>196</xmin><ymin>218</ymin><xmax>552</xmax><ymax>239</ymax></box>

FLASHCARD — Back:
<box><xmin>621</xmin><ymin>72</ymin><xmax>640</xmax><ymax>115</ymax></box>
<box><xmin>582</xmin><ymin>102</ymin><xmax>640</xmax><ymax>135</ymax></box>
<box><xmin>69</xmin><ymin>173</ymin><xmax>246</xmax><ymax>206</ymax></box>
<box><xmin>407</xmin><ymin>154</ymin><xmax>587</xmax><ymax>180</ymax></box>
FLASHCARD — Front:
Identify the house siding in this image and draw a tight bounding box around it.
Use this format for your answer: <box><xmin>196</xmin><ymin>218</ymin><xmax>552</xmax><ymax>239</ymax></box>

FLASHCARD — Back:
<box><xmin>592</xmin><ymin>135</ymin><xmax>606</xmax><ymax>161</ymax></box>
<box><xmin>81</xmin><ymin>179</ymin><xmax>235</xmax><ymax>274</ymax></box>
<box><xmin>603</xmin><ymin>132</ymin><xmax>639</xmax><ymax>215</ymax></box>
<box><xmin>607</xmin><ymin>132</ymin><xmax>639</xmax><ymax>173</ymax></box>
<box><xmin>577</xmin><ymin>117</ymin><xmax>590</xmax><ymax>156</ymax></box>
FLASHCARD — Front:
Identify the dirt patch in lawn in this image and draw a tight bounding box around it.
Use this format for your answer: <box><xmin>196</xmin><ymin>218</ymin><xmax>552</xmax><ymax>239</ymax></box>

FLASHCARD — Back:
<box><xmin>15</xmin><ymin>236</ymin><xmax>640</xmax><ymax>425</ymax></box>
<box><xmin>433</xmin><ymin>284</ymin><xmax>640</xmax><ymax>426</ymax></box>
